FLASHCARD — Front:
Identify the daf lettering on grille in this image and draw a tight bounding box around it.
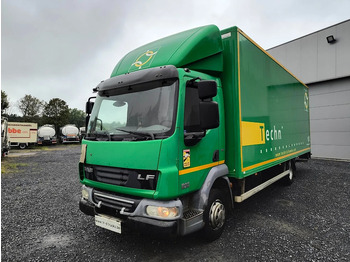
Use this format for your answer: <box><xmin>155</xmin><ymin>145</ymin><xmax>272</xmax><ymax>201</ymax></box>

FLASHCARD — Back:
<box><xmin>137</xmin><ymin>174</ymin><xmax>155</xmax><ymax>180</ymax></box>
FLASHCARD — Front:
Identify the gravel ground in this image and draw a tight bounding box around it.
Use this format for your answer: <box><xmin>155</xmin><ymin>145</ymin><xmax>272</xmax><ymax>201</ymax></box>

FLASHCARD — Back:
<box><xmin>1</xmin><ymin>145</ymin><xmax>350</xmax><ymax>261</ymax></box>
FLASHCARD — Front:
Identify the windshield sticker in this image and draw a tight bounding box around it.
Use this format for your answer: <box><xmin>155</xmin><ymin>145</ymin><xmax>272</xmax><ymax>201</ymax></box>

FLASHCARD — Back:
<box><xmin>130</xmin><ymin>48</ymin><xmax>159</xmax><ymax>71</ymax></box>
<box><xmin>183</xmin><ymin>149</ymin><xmax>190</xmax><ymax>168</ymax></box>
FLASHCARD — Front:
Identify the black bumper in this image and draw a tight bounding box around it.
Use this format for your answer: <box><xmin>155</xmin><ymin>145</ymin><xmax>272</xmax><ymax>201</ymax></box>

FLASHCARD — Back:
<box><xmin>79</xmin><ymin>199</ymin><xmax>178</xmax><ymax>236</ymax></box>
<box><xmin>128</xmin><ymin>216</ymin><xmax>178</xmax><ymax>236</ymax></box>
<box><xmin>79</xmin><ymin>199</ymin><xmax>95</xmax><ymax>216</ymax></box>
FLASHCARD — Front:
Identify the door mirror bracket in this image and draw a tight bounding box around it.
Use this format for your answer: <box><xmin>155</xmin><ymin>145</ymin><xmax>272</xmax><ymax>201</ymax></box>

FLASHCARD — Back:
<box><xmin>184</xmin><ymin>131</ymin><xmax>206</xmax><ymax>146</ymax></box>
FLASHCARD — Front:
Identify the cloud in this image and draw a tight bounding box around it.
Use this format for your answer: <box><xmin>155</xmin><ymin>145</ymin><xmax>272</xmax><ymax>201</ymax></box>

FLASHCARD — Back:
<box><xmin>2</xmin><ymin>0</ymin><xmax>133</xmax><ymax>112</ymax></box>
<box><xmin>3</xmin><ymin>1</ymin><xmax>127</xmax><ymax>77</ymax></box>
<box><xmin>2</xmin><ymin>0</ymin><xmax>350</xmax><ymax>115</ymax></box>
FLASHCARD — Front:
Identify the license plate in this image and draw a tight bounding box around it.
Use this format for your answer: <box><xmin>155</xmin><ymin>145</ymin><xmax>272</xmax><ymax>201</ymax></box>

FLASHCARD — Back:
<box><xmin>95</xmin><ymin>215</ymin><xmax>122</xmax><ymax>234</ymax></box>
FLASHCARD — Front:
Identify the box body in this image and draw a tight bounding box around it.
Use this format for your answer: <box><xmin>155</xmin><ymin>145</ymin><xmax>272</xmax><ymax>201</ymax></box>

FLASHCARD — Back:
<box><xmin>8</xmin><ymin>122</ymin><xmax>38</xmax><ymax>144</ymax></box>
<box><xmin>221</xmin><ymin>27</ymin><xmax>310</xmax><ymax>178</ymax></box>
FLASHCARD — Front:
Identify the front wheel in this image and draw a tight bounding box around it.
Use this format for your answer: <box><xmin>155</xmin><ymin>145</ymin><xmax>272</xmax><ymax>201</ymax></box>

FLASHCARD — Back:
<box><xmin>201</xmin><ymin>188</ymin><xmax>227</xmax><ymax>241</ymax></box>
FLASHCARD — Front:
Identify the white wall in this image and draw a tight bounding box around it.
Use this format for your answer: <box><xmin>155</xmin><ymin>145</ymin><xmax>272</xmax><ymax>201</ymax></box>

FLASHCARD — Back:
<box><xmin>268</xmin><ymin>20</ymin><xmax>350</xmax><ymax>84</ymax></box>
<box><xmin>267</xmin><ymin>20</ymin><xmax>350</xmax><ymax>160</ymax></box>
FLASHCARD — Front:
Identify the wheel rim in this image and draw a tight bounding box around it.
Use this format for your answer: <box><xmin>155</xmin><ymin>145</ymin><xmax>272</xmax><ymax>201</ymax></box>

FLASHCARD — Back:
<box><xmin>209</xmin><ymin>199</ymin><xmax>225</xmax><ymax>230</ymax></box>
<box><xmin>288</xmin><ymin>161</ymin><xmax>293</xmax><ymax>180</ymax></box>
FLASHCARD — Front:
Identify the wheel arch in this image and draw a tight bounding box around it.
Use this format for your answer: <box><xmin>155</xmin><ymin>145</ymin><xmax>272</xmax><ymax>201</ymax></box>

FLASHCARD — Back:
<box><xmin>191</xmin><ymin>164</ymin><xmax>233</xmax><ymax>211</ymax></box>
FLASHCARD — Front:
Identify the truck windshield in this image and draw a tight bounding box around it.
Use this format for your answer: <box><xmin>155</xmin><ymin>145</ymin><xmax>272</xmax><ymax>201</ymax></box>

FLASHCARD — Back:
<box><xmin>87</xmin><ymin>80</ymin><xmax>178</xmax><ymax>141</ymax></box>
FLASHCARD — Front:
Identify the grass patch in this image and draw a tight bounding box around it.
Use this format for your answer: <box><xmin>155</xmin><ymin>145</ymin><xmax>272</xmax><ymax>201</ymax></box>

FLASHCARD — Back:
<box><xmin>37</xmin><ymin>146</ymin><xmax>52</xmax><ymax>151</ymax></box>
<box><xmin>1</xmin><ymin>162</ymin><xmax>29</xmax><ymax>174</ymax></box>
<box><xmin>11</xmin><ymin>144</ymin><xmax>80</xmax><ymax>153</ymax></box>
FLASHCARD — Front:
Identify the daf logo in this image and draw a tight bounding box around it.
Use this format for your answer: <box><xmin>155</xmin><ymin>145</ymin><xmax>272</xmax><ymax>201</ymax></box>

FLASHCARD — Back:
<box><xmin>130</xmin><ymin>49</ymin><xmax>159</xmax><ymax>70</ymax></box>
<box><xmin>137</xmin><ymin>174</ymin><xmax>155</xmax><ymax>181</ymax></box>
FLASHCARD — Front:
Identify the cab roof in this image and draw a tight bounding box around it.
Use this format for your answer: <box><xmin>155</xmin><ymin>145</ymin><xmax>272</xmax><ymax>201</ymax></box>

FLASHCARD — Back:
<box><xmin>111</xmin><ymin>25</ymin><xmax>223</xmax><ymax>77</ymax></box>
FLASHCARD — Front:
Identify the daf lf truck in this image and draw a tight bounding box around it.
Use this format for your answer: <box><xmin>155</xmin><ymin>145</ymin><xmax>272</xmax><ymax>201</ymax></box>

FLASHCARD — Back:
<box><xmin>79</xmin><ymin>25</ymin><xmax>311</xmax><ymax>240</ymax></box>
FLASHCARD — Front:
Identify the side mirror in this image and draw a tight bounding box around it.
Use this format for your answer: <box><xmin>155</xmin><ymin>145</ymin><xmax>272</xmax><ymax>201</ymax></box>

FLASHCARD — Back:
<box><xmin>198</xmin><ymin>80</ymin><xmax>217</xmax><ymax>99</ymax></box>
<box><xmin>200</xmin><ymin>102</ymin><xmax>219</xmax><ymax>130</ymax></box>
<box><xmin>86</xmin><ymin>101</ymin><xmax>94</xmax><ymax>114</ymax></box>
<box><xmin>198</xmin><ymin>80</ymin><xmax>219</xmax><ymax>130</ymax></box>
<box><xmin>85</xmin><ymin>115</ymin><xmax>90</xmax><ymax>130</ymax></box>
<box><xmin>85</xmin><ymin>96</ymin><xmax>96</xmax><ymax>114</ymax></box>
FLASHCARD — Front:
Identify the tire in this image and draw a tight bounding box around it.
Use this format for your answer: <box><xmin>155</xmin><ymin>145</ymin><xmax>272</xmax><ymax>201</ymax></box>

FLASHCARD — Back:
<box><xmin>282</xmin><ymin>160</ymin><xmax>296</xmax><ymax>186</ymax></box>
<box><xmin>19</xmin><ymin>143</ymin><xmax>26</xmax><ymax>149</ymax></box>
<box><xmin>201</xmin><ymin>188</ymin><xmax>227</xmax><ymax>241</ymax></box>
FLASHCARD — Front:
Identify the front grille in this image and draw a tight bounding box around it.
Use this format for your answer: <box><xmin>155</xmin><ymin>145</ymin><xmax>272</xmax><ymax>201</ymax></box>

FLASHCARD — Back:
<box><xmin>94</xmin><ymin>166</ymin><xmax>129</xmax><ymax>186</ymax></box>
<box><xmin>93</xmin><ymin>190</ymin><xmax>140</xmax><ymax>213</ymax></box>
<box><xmin>84</xmin><ymin>165</ymin><xmax>159</xmax><ymax>190</ymax></box>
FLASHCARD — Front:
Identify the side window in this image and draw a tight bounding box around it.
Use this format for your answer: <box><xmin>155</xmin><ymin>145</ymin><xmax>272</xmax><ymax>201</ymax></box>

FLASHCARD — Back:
<box><xmin>184</xmin><ymin>87</ymin><xmax>201</xmax><ymax>132</ymax></box>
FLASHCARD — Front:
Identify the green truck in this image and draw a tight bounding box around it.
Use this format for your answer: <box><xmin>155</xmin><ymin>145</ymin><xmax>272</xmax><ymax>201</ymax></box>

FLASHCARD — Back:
<box><xmin>79</xmin><ymin>25</ymin><xmax>311</xmax><ymax>240</ymax></box>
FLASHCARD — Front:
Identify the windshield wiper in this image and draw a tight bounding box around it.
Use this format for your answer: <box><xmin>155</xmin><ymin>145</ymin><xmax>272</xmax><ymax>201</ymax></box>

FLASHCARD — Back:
<box><xmin>115</xmin><ymin>128</ymin><xmax>154</xmax><ymax>140</ymax></box>
<box><xmin>84</xmin><ymin>133</ymin><xmax>98</xmax><ymax>141</ymax></box>
<box><xmin>85</xmin><ymin>132</ymin><xmax>111</xmax><ymax>141</ymax></box>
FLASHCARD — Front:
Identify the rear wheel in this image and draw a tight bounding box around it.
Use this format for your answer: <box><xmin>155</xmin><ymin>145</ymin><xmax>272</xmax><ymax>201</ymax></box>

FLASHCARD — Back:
<box><xmin>282</xmin><ymin>160</ymin><xmax>296</xmax><ymax>186</ymax></box>
<box><xmin>201</xmin><ymin>188</ymin><xmax>227</xmax><ymax>241</ymax></box>
<box><xmin>19</xmin><ymin>143</ymin><xmax>26</xmax><ymax>149</ymax></box>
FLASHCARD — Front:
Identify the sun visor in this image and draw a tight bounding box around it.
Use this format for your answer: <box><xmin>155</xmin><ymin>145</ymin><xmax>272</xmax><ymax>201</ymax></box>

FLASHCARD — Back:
<box><xmin>95</xmin><ymin>65</ymin><xmax>178</xmax><ymax>95</ymax></box>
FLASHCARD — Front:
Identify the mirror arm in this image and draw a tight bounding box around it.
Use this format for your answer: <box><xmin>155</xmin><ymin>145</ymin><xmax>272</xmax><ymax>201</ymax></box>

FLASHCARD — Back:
<box><xmin>186</xmin><ymin>77</ymin><xmax>201</xmax><ymax>87</ymax></box>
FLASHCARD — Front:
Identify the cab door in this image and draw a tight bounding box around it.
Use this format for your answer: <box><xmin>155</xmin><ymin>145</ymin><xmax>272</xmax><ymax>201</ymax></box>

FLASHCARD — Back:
<box><xmin>178</xmin><ymin>76</ymin><xmax>221</xmax><ymax>195</ymax></box>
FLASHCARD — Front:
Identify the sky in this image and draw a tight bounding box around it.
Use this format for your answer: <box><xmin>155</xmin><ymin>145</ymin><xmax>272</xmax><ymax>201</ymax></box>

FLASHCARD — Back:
<box><xmin>2</xmin><ymin>0</ymin><xmax>350</xmax><ymax>116</ymax></box>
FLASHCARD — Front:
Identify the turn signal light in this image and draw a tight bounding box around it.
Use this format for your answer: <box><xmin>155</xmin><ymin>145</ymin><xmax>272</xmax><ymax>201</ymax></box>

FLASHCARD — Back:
<box><xmin>146</xmin><ymin>206</ymin><xmax>178</xmax><ymax>218</ymax></box>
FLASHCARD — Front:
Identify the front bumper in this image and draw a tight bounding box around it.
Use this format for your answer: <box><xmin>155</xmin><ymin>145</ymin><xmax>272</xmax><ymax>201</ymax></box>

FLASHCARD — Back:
<box><xmin>79</xmin><ymin>186</ymin><xmax>182</xmax><ymax>236</ymax></box>
<box><xmin>79</xmin><ymin>198</ymin><xmax>178</xmax><ymax>236</ymax></box>
<box><xmin>61</xmin><ymin>136</ymin><xmax>80</xmax><ymax>143</ymax></box>
<box><xmin>79</xmin><ymin>198</ymin><xmax>95</xmax><ymax>216</ymax></box>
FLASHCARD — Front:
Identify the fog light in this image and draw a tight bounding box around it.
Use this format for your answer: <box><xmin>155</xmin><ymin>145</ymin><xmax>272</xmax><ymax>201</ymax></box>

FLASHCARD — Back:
<box><xmin>82</xmin><ymin>188</ymin><xmax>89</xmax><ymax>200</ymax></box>
<box><xmin>146</xmin><ymin>206</ymin><xmax>178</xmax><ymax>218</ymax></box>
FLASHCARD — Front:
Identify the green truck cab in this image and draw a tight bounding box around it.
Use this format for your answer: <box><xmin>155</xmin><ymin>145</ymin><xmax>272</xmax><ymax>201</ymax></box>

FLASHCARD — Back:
<box><xmin>79</xmin><ymin>25</ymin><xmax>311</xmax><ymax>240</ymax></box>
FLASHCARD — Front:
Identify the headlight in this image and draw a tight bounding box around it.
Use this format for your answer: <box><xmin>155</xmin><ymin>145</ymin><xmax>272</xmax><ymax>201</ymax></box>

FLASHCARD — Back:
<box><xmin>82</xmin><ymin>188</ymin><xmax>89</xmax><ymax>200</ymax></box>
<box><xmin>146</xmin><ymin>205</ymin><xmax>179</xmax><ymax>218</ymax></box>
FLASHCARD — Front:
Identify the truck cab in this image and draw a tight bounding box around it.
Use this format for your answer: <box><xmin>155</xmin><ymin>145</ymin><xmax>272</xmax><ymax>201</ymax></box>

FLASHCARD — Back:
<box><xmin>80</xmin><ymin>64</ymin><xmax>228</xmax><ymax>238</ymax></box>
<box><xmin>1</xmin><ymin>117</ymin><xmax>9</xmax><ymax>156</ymax></box>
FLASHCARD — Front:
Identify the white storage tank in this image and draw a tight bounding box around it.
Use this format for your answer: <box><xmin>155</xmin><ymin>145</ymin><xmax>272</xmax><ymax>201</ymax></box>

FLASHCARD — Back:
<box><xmin>60</xmin><ymin>124</ymin><xmax>80</xmax><ymax>143</ymax></box>
<box><xmin>38</xmin><ymin>125</ymin><xmax>57</xmax><ymax>145</ymax></box>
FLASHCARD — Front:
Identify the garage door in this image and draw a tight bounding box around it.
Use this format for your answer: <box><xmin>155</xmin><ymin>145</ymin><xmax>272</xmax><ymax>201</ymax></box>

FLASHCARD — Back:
<box><xmin>308</xmin><ymin>77</ymin><xmax>350</xmax><ymax>160</ymax></box>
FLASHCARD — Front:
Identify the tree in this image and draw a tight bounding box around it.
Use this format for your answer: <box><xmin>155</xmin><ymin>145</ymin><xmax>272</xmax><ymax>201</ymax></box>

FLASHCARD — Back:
<box><xmin>18</xmin><ymin>94</ymin><xmax>44</xmax><ymax>121</ymax></box>
<box><xmin>42</xmin><ymin>98</ymin><xmax>70</xmax><ymax>133</ymax></box>
<box><xmin>1</xmin><ymin>91</ymin><xmax>10</xmax><ymax>115</ymax></box>
<box><xmin>7</xmin><ymin>114</ymin><xmax>23</xmax><ymax>122</ymax></box>
<box><xmin>69</xmin><ymin>108</ymin><xmax>86</xmax><ymax>128</ymax></box>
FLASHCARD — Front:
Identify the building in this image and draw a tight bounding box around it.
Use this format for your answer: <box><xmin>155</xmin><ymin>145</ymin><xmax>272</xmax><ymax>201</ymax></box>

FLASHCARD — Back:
<box><xmin>268</xmin><ymin>19</ymin><xmax>350</xmax><ymax>160</ymax></box>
